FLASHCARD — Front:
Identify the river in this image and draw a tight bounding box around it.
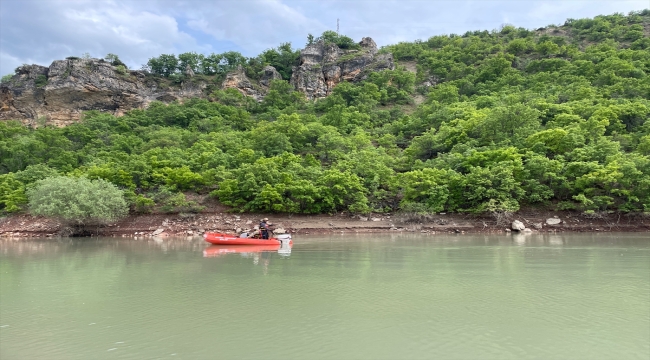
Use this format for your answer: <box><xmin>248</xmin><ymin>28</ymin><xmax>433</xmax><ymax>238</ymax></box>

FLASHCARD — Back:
<box><xmin>1</xmin><ymin>233</ymin><xmax>648</xmax><ymax>359</ymax></box>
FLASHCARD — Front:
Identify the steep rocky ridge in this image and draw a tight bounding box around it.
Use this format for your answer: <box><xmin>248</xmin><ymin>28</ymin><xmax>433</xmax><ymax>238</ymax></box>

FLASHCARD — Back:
<box><xmin>0</xmin><ymin>37</ymin><xmax>392</xmax><ymax>125</ymax></box>
<box><xmin>290</xmin><ymin>37</ymin><xmax>394</xmax><ymax>100</ymax></box>
<box><xmin>0</xmin><ymin>58</ymin><xmax>207</xmax><ymax>126</ymax></box>
<box><xmin>221</xmin><ymin>65</ymin><xmax>282</xmax><ymax>101</ymax></box>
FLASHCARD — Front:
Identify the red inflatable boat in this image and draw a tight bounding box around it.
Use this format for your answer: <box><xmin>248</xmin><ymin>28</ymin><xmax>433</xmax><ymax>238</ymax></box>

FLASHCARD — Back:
<box><xmin>203</xmin><ymin>232</ymin><xmax>292</xmax><ymax>246</ymax></box>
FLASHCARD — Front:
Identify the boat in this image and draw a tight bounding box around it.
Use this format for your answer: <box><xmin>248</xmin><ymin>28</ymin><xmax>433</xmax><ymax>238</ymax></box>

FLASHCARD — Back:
<box><xmin>203</xmin><ymin>244</ymin><xmax>281</xmax><ymax>257</ymax></box>
<box><xmin>203</xmin><ymin>232</ymin><xmax>292</xmax><ymax>246</ymax></box>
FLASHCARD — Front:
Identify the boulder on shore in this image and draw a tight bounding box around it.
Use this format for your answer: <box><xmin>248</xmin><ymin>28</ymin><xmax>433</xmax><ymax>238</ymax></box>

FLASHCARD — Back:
<box><xmin>546</xmin><ymin>218</ymin><xmax>562</xmax><ymax>225</ymax></box>
<box><xmin>511</xmin><ymin>220</ymin><xmax>526</xmax><ymax>231</ymax></box>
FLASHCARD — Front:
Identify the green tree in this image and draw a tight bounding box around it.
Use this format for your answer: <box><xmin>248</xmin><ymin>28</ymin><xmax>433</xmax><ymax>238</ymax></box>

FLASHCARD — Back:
<box><xmin>399</xmin><ymin>168</ymin><xmax>451</xmax><ymax>213</ymax></box>
<box><xmin>0</xmin><ymin>174</ymin><xmax>27</xmax><ymax>213</ymax></box>
<box><xmin>104</xmin><ymin>53</ymin><xmax>126</xmax><ymax>67</ymax></box>
<box><xmin>202</xmin><ymin>53</ymin><xmax>224</xmax><ymax>75</ymax></box>
<box><xmin>477</xmin><ymin>104</ymin><xmax>541</xmax><ymax>145</ymax></box>
<box><xmin>260</xmin><ymin>80</ymin><xmax>305</xmax><ymax>111</ymax></box>
<box><xmin>146</xmin><ymin>54</ymin><xmax>179</xmax><ymax>77</ymax></box>
<box><xmin>178</xmin><ymin>52</ymin><xmax>205</xmax><ymax>74</ymax></box>
<box><xmin>27</xmin><ymin>176</ymin><xmax>128</xmax><ymax>227</ymax></box>
<box><xmin>317</xmin><ymin>31</ymin><xmax>360</xmax><ymax>49</ymax></box>
<box><xmin>260</xmin><ymin>43</ymin><xmax>300</xmax><ymax>80</ymax></box>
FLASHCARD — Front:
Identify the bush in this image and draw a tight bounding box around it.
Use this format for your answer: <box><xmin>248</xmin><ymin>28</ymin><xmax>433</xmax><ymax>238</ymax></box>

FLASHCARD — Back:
<box><xmin>105</xmin><ymin>53</ymin><xmax>127</xmax><ymax>67</ymax></box>
<box><xmin>1</xmin><ymin>74</ymin><xmax>12</xmax><ymax>83</ymax></box>
<box><xmin>14</xmin><ymin>164</ymin><xmax>59</xmax><ymax>184</ymax></box>
<box><xmin>0</xmin><ymin>174</ymin><xmax>27</xmax><ymax>213</ymax></box>
<box><xmin>133</xmin><ymin>194</ymin><xmax>155</xmax><ymax>213</ymax></box>
<box><xmin>35</xmin><ymin>75</ymin><xmax>48</xmax><ymax>88</ymax></box>
<box><xmin>151</xmin><ymin>187</ymin><xmax>204</xmax><ymax>213</ymax></box>
<box><xmin>115</xmin><ymin>65</ymin><xmax>127</xmax><ymax>75</ymax></box>
<box><xmin>317</xmin><ymin>31</ymin><xmax>361</xmax><ymax>50</ymax></box>
<box><xmin>27</xmin><ymin>176</ymin><xmax>128</xmax><ymax>226</ymax></box>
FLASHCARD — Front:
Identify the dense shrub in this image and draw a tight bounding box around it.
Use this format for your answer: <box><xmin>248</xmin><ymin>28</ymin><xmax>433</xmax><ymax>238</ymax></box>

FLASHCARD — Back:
<box><xmin>34</xmin><ymin>75</ymin><xmax>48</xmax><ymax>88</ymax></box>
<box><xmin>27</xmin><ymin>176</ymin><xmax>128</xmax><ymax>225</ymax></box>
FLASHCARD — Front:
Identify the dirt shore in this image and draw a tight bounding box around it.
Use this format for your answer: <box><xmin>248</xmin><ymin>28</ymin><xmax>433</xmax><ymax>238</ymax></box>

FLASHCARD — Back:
<box><xmin>1</xmin><ymin>210</ymin><xmax>648</xmax><ymax>238</ymax></box>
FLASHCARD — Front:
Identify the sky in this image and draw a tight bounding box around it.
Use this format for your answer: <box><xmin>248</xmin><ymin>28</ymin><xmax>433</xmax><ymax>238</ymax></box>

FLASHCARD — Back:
<box><xmin>0</xmin><ymin>0</ymin><xmax>648</xmax><ymax>76</ymax></box>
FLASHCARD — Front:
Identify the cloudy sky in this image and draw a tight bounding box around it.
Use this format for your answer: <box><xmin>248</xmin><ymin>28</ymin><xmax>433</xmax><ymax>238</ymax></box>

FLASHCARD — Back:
<box><xmin>1</xmin><ymin>0</ymin><xmax>647</xmax><ymax>75</ymax></box>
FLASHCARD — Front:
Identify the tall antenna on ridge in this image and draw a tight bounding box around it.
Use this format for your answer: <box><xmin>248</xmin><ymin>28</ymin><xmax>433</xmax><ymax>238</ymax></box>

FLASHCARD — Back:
<box><xmin>337</xmin><ymin>18</ymin><xmax>339</xmax><ymax>34</ymax></box>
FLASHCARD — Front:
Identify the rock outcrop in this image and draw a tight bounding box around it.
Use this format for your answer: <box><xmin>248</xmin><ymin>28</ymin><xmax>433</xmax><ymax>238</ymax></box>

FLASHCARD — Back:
<box><xmin>290</xmin><ymin>37</ymin><xmax>394</xmax><ymax>100</ymax></box>
<box><xmin>221</xmin><ymin>65</ymin><xmax>264</xmax><ymax>101</ymax></box>
<box><xmin>0</xmin><ymin>58</ymin><xmax>206</xmax><ymax>126</ymax></box>
<box><xmin>260</xmin><ymin>65</ymin><xmax>282</xmax><ymax>87</ymax></box>
<box><xmin>1</xmin><ymin>36</ymin><xmax>394</xmax><ymax>125</ymax></box>
<box><xmin>221</xmin><ymin>65</ymin><xmax>282</xmax><ymax>101</ymax></box>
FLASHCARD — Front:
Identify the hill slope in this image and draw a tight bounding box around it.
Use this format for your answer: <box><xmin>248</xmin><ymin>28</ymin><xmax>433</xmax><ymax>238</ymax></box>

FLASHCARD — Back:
<box><xmin>1</xmin><ymin>11</ymin><xmax>649</xmax><ymax>221</ymax></box>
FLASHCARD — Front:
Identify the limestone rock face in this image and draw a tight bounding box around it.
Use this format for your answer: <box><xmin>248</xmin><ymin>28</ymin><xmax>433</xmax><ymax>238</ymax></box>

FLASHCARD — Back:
<box><xmin>184</xmin><ymin>64</ymin><xmax>195</xmax><ymax>77</ymax></box>
<box><xmin>221</xmin><ymin>65</ymin><xmax>282</xmax><ymax>101</ymax></box>
<box><xmin>1</xmin><ymin>37</ymin><xmax>395</xmax><ymax>125</ymax></box>
<box><xmin>221</xmin><ymin>65</ymin><xmax>264</xmax><ymax>101</ymax></box>
<box><xmin>0</xmin><ymin>58</ymin><xmax>206</xmax><ymax>126</ymax></box>
<box><xmin>260</xmin><ymin>65</ymin><xmax>282</xmax><ymax>87</ymax></box>
<box><xmin>290</xmin><ymin>37</ymin><xmax>394</xmax><ymax>100</ymax></box>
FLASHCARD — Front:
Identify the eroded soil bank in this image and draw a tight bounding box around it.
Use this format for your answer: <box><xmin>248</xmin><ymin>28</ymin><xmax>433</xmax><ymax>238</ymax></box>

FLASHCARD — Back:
<box><xmin>1</xmin><ymin>210</ymin><xmax>648</xmax><ymax>239</ymax></box>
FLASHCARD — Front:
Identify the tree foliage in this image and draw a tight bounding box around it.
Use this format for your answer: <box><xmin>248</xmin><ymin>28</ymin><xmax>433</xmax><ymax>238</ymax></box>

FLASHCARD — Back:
<box><xmin>260</xmin><ymin>43</ymin><xmax>300</xmax><ymax>80</ymax></box>
<box><xmin>27</xmin><ymin>176</ymin><xmax>128</xmax><ymax>225</ymax></box>
<box><xmin>317</xmin><ymin>31</ymin><xmax>361</xmax><ymax>50</ymax></box>
<box><xmin>2</xmin><ymin>11</ymin><xmax>649</xmax><ymax>218</ymax></box>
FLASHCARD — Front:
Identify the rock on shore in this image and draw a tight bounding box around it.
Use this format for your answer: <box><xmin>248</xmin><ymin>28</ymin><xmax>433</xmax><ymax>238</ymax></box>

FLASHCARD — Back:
<box><xmin>1</xmin><ymin>211</ymin><xmax>647</xmax><ymax>238</ymax></box>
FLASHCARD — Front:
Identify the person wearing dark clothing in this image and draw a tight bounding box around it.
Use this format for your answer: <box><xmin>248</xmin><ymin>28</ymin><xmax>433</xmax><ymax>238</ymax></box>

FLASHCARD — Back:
<box><xmin>260</xmin><ymin>218</ymin><xmax>269</xmax><ymax>239</ymax></box>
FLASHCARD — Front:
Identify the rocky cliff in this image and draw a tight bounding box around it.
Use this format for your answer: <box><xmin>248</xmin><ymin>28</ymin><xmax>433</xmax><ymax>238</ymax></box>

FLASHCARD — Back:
<box><xmin>0</xmin><ymin>37</ymin><xmax>393</xmax><ymax>125</ymax></box>
<box><xmin>221</xmin><ymin>65</ymin><xmax>282</xmax><ymax>101</ymax></box>
<box><xmin>0</xmin><ymin>58</ymin><xmax>206</xmax><ymax>126</ymax></box>
<box><xmin>290</xmin><ymin>37</ymin><xmax>394</xmax><ymax>100</ymax></box>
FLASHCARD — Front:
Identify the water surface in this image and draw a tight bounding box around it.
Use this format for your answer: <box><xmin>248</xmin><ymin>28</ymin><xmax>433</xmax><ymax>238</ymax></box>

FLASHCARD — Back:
<box><xmin>1</xmin><ymin>233</ymin><xmax>648</xmax><ymax>359</ymax></box>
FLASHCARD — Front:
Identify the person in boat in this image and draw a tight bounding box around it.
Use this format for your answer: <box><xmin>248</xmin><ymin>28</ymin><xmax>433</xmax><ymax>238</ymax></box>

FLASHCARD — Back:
<box><xmin>250</xmin><ymin>226</ymin><xmax>260</xmax><ymax>238</ymax></box>
<box><xmin>260</xmin><ymin>218</ymin><xmax>270</xmax><ymax>239</ymax></box>
<box><xmin>266</xmin><ymin>222</ymin><xmax>276</xmax><ymax>238</ymax></box>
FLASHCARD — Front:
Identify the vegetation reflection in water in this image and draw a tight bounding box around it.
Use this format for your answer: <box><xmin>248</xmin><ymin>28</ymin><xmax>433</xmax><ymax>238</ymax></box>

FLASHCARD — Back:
<box><xmin>0</xmin><ymin>233</ymin><xmax>648</xmax><ymax>360</ymax></box>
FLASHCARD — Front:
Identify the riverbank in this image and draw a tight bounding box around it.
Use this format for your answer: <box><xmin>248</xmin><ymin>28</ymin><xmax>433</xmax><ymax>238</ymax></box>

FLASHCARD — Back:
<box><xmin>1</xmin><ymin>210</ymin><xmax>648</xmax><ymax>238</ymax></box>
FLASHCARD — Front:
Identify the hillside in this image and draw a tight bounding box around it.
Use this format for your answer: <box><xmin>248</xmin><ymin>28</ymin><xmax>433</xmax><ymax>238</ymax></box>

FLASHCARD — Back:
<box><xmin>0</xmin><ymin>34</ymin><xmax>392</xmax><ymax>126</ymax></box>
<box><xmin>1</xmin><ymin>11</ymin><xmax>649</xmax><ymax>224</ymax></box>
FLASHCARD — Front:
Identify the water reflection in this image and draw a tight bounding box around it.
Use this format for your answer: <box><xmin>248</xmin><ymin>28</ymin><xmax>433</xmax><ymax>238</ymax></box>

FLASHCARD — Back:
<box><xmin>203</xmin><ymin>244</ymin><xmax>282</xmax><ymax>257</ymax></box>
<box><xmin>203</xmin><ymin>243</ymin><xmax>293</xmax><ymax>268</ymax></box>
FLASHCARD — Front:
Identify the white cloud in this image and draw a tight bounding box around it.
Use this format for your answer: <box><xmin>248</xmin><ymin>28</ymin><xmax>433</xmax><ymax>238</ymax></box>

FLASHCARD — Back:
<box><xmin>528</xmin><ymin>0</ymin><xmax>648</xmax><ymax>23</ymax></box>
<box><xmin>1</xmin><ymin>0</ymin><xmax>647</xmax><ymax>75</ymax></box>
<box><xmin>0</xmin><ymin>52</ymin><xmax>26</xmax><ymax>76</ymax></box>
<box><xmin>180</xmin><ymin>0</ymin><xmax>324</xmax><ymax>52</ymax></box>
<box><xmin>0</xmin><ymin>0</ymin><xmax>207</xmax><ymax>74</ymax></box>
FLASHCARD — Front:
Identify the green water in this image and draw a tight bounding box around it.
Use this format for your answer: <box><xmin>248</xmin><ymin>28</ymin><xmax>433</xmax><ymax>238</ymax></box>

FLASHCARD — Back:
<box><xmin>0</xmin><ymin>234</ymin><xmax>648</xmax><ymax>360</ymax></box>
